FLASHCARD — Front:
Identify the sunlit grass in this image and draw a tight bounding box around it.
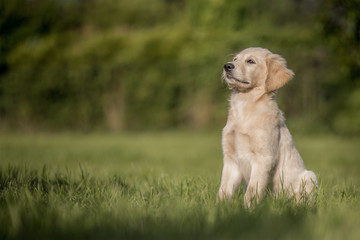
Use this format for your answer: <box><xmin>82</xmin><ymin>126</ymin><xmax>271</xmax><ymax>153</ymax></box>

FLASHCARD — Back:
<box><xmin>1</xmin><ymin>132</ymin><xmax>360</xmax><ymax>239</ymax></box>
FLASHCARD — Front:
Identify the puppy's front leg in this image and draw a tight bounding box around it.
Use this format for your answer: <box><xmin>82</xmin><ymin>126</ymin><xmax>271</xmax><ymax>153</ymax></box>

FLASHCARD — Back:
<box><xmin>244</xmin><ymin>158</ymin><xmax>273</xmax><ymax>207</ymax></box>
<box><xmin>218</xmin><ymin>124</ymin><xmax>242</xmax><ymax>200</ymax></box>
<box><xmin>218</xmin><ymin>162</ymin><xmax>242</xmax><ymax>200</ymax></box>
<box><xmin>243</xmin><ymin>128</ymin><xmax>280</xmax><ymax>207</ymax></box>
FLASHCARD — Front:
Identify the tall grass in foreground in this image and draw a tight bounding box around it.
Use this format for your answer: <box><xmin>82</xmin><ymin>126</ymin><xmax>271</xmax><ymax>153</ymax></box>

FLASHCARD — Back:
<box><xmin>0</xmin><ymin>132</ymin><xmax>360</xmax><ymax>239</ymax></box>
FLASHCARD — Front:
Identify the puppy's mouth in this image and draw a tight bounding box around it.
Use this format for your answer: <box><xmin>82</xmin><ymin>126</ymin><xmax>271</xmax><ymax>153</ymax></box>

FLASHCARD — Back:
<box><xmin>225</xmin><ymin>74</ymin><xmax>250</xmax><ymax>85</ymax></box>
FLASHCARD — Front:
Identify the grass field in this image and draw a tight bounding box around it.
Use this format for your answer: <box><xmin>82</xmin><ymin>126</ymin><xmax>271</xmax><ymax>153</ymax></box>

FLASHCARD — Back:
<box><xmin>1</xmin><ymin>131</ymin><xmax>360</xmax><ymax>239</ymax></box>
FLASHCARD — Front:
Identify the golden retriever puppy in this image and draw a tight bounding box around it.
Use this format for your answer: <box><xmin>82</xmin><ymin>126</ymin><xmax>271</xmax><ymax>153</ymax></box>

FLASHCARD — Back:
<box><xmin>218</xmin><ymin>47</ymin><xmax>318</xmax><ymax>207</ymax></box>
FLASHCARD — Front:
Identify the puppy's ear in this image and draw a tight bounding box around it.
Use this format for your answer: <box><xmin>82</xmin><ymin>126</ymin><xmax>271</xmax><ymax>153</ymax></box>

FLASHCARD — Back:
<box><xmin>266</xmin><ymin>54</ymin><xmax>294</xmax><ymax>92</ymax></box>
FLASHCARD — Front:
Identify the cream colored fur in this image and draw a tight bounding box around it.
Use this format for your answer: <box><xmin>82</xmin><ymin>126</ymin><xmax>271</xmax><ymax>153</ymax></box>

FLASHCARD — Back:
<box><xmin>218</xmin><ymin>47</ymin><xmax>318</xmax><ymax>207</ymax></box>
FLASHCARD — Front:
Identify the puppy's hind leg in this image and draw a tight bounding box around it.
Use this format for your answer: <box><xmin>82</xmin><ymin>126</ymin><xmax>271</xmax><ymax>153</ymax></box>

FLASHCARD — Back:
<box><xmin>295</xmin><ymin>170</ymin><xmax>318</xmax><ymax>202</ymax></box>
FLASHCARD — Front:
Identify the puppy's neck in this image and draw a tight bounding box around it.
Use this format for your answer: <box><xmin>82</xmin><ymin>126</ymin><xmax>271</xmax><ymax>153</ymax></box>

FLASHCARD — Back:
<box><xmin>231</xmin><ymin>86</ymin><xmax>275</xmax><ymax>103</ymax></box>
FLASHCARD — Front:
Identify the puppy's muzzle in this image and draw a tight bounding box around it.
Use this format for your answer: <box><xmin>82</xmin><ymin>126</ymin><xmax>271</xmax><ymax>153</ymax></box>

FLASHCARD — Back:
<box><xmin>224</xmin><ymin>63</ymin><xmax>235</xmax><ymax>72</ymax></box>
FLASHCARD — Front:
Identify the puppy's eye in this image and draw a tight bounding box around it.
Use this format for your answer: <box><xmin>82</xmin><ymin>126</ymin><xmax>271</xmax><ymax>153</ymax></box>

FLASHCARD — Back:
<box><xmin>233</xmin><ymin>57</ymin><xmax>238</xmax><ymax>61</ymax></box>
<box><xmin>246</xmin><ymin>59</ymin><xmax>256</xmax><ymax>64</ymax></box>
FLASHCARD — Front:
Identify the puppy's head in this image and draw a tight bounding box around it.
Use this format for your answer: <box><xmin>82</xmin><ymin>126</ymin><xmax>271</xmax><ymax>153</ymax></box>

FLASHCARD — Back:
<box><xmin>223</xmin><ymin>47</ymin><xmax>294</xmax><ymax>92</ymax></box>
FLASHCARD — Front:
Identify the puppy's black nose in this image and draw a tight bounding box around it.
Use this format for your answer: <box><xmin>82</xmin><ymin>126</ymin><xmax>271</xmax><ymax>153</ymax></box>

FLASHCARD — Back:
<box><xmin>224</xmin><ymin>63</ymin><xmax>235</xmax><ymax>72</ymax></box>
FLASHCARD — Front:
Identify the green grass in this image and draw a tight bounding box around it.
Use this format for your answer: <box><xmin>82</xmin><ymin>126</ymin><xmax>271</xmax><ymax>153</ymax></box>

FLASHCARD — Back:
<box><xmin>1</xmin><ymin>131</ymin><xmax>360</xmax><ymax>240</ymax></box>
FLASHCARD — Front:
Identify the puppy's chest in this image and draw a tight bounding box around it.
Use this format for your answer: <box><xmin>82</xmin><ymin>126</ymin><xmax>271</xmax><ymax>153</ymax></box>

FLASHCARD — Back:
<box><xmin>230</xmin><ymin>100</ymin><xmax>263</xmax><ymax>133</ymax></box>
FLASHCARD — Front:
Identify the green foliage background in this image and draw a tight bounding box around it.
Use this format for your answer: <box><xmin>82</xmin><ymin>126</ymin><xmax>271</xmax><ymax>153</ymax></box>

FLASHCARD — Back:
<box><xmin>0</xmin><ymin>0</ymin><xmax>359</xmax><ymax>133</ymax></box>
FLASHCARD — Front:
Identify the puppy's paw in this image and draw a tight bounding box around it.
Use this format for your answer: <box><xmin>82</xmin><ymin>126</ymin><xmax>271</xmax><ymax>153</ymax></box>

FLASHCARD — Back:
<box><xmin>244</xmin><ymin>193</ymin><xmax>254</xmax><ymax>208</ymax></box>
<box><xmin>244</xmin><ymin>198</ymin><xmax>251</xmax><ymax>208</ymax></box>
<box><xmin>217</xmin><ymin>189</ymin><xmax>229</xmax><ymax>203</ymax></box>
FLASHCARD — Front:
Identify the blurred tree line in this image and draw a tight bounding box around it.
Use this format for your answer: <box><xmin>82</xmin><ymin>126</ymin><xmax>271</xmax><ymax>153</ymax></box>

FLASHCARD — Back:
<box><xmin>0</xmin><ymin>0</ymin><xmax>359</xmax><ymax>133</ymax></box>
